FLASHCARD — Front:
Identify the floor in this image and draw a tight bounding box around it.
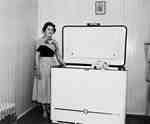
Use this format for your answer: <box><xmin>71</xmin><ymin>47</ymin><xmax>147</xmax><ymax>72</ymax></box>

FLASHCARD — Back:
<box><xmin>17</xmin><ymin>106</ymin><xmax>50</xmax><ymax>124</ymax></box>
<box><xmin>17</xmin><ymin>106</ymin><xmax>150</xmax><ymax>124</ymax></box>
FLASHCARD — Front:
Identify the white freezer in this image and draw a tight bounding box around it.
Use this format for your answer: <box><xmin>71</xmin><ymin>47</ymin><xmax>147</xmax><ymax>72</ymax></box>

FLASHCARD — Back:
<box><xmin>51</xmin><ymin>68</ymin><xmax>127</xmax><ymax>124</ymax></box>
<box><xmin>51</xmin><ymin>25</ymin><xmax>127</xmax><ymax>124</ymax></box>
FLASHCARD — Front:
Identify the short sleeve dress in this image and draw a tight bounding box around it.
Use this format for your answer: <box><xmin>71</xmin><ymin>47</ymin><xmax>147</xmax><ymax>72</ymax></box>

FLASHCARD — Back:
<box><xmin>32</xmin><ymin>38</ymin><xmax>60</xmax><ymax>104</ymax></box>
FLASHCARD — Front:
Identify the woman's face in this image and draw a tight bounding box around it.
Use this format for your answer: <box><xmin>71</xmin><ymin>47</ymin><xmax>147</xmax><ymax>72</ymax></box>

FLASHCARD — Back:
<box><xmin>44</xmin><ymin>25</ymin><xmax>54</xmax><ymax>38</ymax></box>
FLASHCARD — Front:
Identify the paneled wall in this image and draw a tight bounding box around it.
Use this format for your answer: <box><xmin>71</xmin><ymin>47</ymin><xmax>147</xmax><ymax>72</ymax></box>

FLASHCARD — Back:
<box><xmin>123</xmin><ymin>0</ymin><xmax>150</xmax><ymax>115</ymax></box>
<box><xmin>0</xmin><ymin>0</ymin><xmax>38</xmax><ymax>116</ymax></box>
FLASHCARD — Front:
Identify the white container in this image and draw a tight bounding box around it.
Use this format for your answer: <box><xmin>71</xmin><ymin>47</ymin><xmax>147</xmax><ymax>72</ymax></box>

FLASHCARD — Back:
<box><xmin>51</xmin><ymin>25</ymin><xmax>127</xmax><ymax>124</ymax></box>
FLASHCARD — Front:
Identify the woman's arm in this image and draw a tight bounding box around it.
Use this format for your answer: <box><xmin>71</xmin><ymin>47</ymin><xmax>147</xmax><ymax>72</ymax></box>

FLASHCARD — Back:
<box><xmin>54</xmin><ymin>41</ymin><xmax>65</xmax><ymax>65</ymax></box>
<box><xmin>35</xmin><ymin>44</ymin><xmax>40</xmax><ymax>68</ymax></box>
<box><xmin>34</xmin><ymin>44</ymin><xmax>41</xmax><ymax>79</ymax></box>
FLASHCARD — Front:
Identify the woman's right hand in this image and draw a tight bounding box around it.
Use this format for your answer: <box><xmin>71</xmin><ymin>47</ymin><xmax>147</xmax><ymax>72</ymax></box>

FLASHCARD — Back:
<box><xmin>34</xmin><ymin>66</ymin><xmax>41</xmax><ymax>80</ymax></box>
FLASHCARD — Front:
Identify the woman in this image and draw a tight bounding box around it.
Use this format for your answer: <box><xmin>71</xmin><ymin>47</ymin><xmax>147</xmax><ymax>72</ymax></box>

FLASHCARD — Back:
<box><xmin>32</xmin><ymin>22</ymin><xmax>64</xmax><ymax>120</ymax></box>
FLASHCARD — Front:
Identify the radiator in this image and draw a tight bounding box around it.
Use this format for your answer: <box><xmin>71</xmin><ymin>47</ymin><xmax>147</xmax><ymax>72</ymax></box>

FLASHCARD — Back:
<box><xmin>0</xmin><ymin>103</ymin><xmax>16</xmax><ymax>124</ymax></box>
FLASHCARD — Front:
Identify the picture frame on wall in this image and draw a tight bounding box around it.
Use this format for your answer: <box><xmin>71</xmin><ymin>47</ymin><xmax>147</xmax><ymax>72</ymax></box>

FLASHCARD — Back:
<box><xmin>95</xmin><ymin>1</ymin><xmax>106</xmax><ymax>15</ymax></box>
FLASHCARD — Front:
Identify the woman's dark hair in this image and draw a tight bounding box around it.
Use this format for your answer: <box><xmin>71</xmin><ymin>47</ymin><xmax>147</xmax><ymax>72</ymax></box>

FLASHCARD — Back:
<box><xmin>42</xmin><ymin>22</ymin><xmax>56</xmax><ymax>33</ymax></box>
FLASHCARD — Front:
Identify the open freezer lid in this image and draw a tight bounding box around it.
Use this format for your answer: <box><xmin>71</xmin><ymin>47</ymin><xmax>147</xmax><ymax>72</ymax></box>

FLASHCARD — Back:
<box><xmin>62</xmin><ymin>25</ymin><xmax>127</xmax><ymax>67</ymax></box>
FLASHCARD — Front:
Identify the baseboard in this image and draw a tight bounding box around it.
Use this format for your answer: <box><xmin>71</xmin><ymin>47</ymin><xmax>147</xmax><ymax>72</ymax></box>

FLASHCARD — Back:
<box><xmin>126</xmin><ymin>114</ymin><xmax>150</xmax><ymax>120</ymax></box>
<box><xmin>17</xmin><ymin>104</ymin><xmax>37</xmax><ymax>120</ymax></box>
<box><xmin>126</xmin><ymin>112</ymin><xmax>146</xmax><ymax>116</ymax></box>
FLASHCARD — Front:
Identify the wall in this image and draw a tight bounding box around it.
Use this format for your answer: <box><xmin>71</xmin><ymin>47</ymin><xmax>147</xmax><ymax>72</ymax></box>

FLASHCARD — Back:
<box><xmin>38</xmin><ymin>0</ymin><xmax>123</xmax><ymax>45</ymax></box>
<box><xmin>38</xmin><ymin>0</ymin><xmax>150</xmax><ymax>115</ymax></box>
<box><xmin>123</xmin><ymin>0</ymin><xmax>150</xmax><ymax>115</ymax></box>
<box><xmin>0</xmin><ymin>0</ymin><xmax>38</xmax><ymax>116</ymax></box>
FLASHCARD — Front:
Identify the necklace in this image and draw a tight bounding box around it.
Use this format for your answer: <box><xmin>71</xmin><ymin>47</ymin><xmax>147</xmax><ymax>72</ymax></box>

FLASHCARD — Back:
<box><xmin>45</xmin><ymin>38</ymin><xmax>53</xmax><ymax>44</ymax></box>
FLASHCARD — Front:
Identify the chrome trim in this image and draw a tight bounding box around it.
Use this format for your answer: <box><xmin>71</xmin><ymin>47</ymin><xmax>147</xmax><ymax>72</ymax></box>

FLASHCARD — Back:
<box><xmin>54</xmin><ymin>107</ymin><xmax>120</xmax><ymax>116</ymax></box>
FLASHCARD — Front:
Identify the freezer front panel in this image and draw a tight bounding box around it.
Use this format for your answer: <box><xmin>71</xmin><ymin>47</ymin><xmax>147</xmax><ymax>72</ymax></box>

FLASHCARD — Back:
<box><xmin>62</xmin><ymin>25</ymin><xmax>127</xmax><ymax>67</ymax></box>
<box><xmin>51</xmin><ymin>67</ymin><xmax>127</xmax><ymax>124</ymax></box>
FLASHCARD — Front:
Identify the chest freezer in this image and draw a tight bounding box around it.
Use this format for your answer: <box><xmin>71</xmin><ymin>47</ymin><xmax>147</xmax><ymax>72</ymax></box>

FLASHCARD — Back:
<box><xmin>51</xmin><ymin>25</ymin><xmax>127</xmax><ymax>124</ymax></box>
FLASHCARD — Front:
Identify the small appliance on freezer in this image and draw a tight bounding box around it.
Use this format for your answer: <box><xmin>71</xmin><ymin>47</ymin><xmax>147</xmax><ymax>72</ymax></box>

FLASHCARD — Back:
<box><xmin>51</xmin><ymin>25</ymin><xmax>127</xmax><ymax>124</ymax></box>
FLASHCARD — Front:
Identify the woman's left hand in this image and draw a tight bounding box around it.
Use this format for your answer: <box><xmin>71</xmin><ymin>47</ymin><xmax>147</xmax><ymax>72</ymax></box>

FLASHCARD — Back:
<box><xmin>60</xmin><ymin>62</ymin><xmax>66</xmax><ymax>67</ymax></box>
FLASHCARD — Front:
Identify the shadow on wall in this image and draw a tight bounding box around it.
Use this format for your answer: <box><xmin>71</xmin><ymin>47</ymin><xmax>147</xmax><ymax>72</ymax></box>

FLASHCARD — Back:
<box><xmin>144</xmin><ymin>43</ymin><xmax>150</xmax><ymax>82</ymax></box>
<box><xmin>144</xmin><ymin>43</ymin><xmax>150</xmax><ymax>115</ymax></box>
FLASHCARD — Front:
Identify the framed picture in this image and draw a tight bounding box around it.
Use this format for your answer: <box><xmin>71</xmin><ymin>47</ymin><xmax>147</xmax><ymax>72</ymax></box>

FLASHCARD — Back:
<box><xmin>95</xmin><ymin>1</ymin><xmax>106</xmax><ymax>15</ymax></box>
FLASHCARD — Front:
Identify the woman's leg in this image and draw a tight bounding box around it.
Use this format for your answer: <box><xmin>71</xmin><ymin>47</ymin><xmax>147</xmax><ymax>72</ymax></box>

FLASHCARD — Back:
<box><xmin>46</xmin><ymin>104</ymin><xmax>51</xmax><ymax>121</ymax></box>
<box><xmin>42</xmin><ymin>104</ymin><xmax>47</xmax><ymax>118</ymax></box>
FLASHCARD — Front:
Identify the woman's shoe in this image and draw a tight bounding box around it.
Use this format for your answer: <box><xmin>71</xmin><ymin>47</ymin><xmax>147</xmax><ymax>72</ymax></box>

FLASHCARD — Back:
<box><xmin>43</xmin><ymin>110</ymin><xmax>47</xmax><ymax>118</ymax></box>
<box><xmin>47</xmin><ymin>111</ymin><xmax>51</xmax><ymax>122</ymax></box>
<box><xmin>48</xmin><ymin>118</ymin><xmax>52</xmax><ymax>123</ymax></box>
